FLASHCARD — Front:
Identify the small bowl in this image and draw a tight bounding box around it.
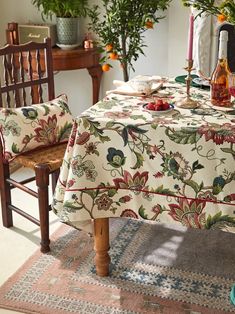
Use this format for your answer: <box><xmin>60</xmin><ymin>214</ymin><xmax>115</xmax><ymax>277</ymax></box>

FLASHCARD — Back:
<box><xmin>143</xmin><ymin>103</ymin><xmax>174</xmax><ymax>115</ymax></box>
<box><xmin>129</xmin><ymin>78</ymin><xmax>155</xmax><ymax>94</ymax></box>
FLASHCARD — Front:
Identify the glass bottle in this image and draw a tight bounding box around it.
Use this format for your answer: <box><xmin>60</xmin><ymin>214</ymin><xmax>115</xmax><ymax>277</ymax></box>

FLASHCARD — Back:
<box><xmin>210</xmin><ymin>30</ymin><xmax>232</xmax><ymax>107</ymax></box>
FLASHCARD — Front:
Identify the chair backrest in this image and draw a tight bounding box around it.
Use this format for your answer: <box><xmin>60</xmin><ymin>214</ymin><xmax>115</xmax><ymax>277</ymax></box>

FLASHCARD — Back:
<box><xmin>0</xmin><ymin>37</ymin><xmax>55</xmax><ymax>108</ymax></box>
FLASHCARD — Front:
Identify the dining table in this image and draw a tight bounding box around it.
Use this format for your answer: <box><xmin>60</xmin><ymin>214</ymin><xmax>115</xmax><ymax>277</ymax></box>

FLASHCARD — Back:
<box><xmin>52</xmin><ymin>77</ymin><xmax>235</xmax><ymax>277</ymax></box>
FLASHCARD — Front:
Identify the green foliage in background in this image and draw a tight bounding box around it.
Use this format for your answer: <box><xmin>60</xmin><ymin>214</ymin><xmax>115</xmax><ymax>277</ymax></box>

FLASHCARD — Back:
<box><xmin>182</xmin><ymin>0</ymin><xmax>235</xmax><ymax>25</ymax></box>
<box><xmin>32</xmin><ymin>0</ymin><xmax>88</xmax><ymax>19</ymax></box>
<box><xmin>88</xmin><ymin>0</ymin><xmax>171</xmax><ymax>81</ymax></box>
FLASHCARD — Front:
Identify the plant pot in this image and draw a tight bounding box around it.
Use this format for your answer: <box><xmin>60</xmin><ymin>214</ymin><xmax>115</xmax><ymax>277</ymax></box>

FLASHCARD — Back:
<box><xmin>56</xmin><ymin>17</ymin><xmax>78</xmax><ymax>45</ymax></box>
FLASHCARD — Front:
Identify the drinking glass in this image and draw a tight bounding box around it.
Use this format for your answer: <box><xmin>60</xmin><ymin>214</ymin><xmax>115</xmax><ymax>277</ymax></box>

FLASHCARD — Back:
<box><xmin>228</xmin><ymin>73</ymin><xmax>235</xmax><ymax>101</ymax></box>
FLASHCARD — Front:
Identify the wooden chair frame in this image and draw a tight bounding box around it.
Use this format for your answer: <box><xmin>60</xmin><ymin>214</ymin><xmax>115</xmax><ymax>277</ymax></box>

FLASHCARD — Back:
<box><xmin>0</xmin><ymin>38</ymin><xmax>60</xmax><ymax>253</ymax></box>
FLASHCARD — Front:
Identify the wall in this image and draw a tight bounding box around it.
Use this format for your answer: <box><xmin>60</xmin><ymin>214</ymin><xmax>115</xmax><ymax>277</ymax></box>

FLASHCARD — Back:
<box><xmin>0</xmin><ymin>0</ymin><xmax>190</xmax><ymax>116</ymax></box>
<box><xmin>168</xmin><ymin>0</ymin><xmax>189</xmax><ymax>76</ymax></box>
<box><xmin>0</xmin><ymin>0</ymin><xmax>92</xmax><ymax>117</ymax></box>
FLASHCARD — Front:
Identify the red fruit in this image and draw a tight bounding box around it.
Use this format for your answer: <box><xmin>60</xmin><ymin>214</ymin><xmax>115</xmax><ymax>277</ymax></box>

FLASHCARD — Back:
<box><xmin>146</xmin><ymin>102</ymin><xmax>155</xmax><ymax>110</ymax></box>
<box><xmin>154</xmin><ymin>103</ymin><xmax>163</xmax><ymax>111</ymax></box>
<box><xmin>162</xmin><ymin>102</ymin><xmax>170</xmax><ymax>110</ymax></box>
<box><xmin>155</xmin><ymin>99</ymin><xmax>163</xmax><ymax>106</ymax></box>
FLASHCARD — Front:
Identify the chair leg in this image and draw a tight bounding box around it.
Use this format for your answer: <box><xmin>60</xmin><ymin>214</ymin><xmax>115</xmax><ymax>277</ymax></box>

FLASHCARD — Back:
<box><xmin>35</xmin><ymin>164</ymin><xmax>50</xmax><ymax>253</ymax></box>
<box><xmin>51</xmin><ymin>169</ymin><xmax>60</xmax><ymax>194</ymax></box>
<box><xmin>0</xmin><ymin>162</ymin><xmax>13</xmax><ymax>227</ymax></box>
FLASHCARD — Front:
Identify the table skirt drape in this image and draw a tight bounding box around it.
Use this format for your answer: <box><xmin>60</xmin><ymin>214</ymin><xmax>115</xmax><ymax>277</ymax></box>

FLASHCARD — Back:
<box><xmin>52</xmin><ymin>80</ymin><xmax>235</xmax><ymax>233</ymax></box>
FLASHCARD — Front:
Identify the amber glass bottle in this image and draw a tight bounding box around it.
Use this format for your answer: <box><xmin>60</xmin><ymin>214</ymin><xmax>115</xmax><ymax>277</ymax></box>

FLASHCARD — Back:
<box><xmin>211</xmin><ymin>30</ymin><xmax>231</xmax><ymax>107</ymax></box>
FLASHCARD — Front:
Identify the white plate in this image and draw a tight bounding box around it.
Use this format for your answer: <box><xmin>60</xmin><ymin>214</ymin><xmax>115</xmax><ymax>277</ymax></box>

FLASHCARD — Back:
<box><xmin>193</xmin><ymin>77</ymin><xmax>210</xmax><ymax>87</ymax></box>
<box><xmin>143</xmin><ymin>103</ymin><xmax>174</xmax><ymax>115</ymax></box>
<box><xmin>56</xmin><ymin>43</ymin><xmax>80</xmax><ymax>50</ymax></box>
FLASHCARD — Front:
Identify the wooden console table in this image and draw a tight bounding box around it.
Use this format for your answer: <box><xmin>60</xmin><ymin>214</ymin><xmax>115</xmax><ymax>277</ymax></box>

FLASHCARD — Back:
<box><xmin>50</xmin><ymin>47</ymin><xmax>102</xmax><ymax>105</ymax></box>
<box><xmin>6</xmin><ymin>23</ymin><xmax>103</xmax><ymax>105</ymax></box>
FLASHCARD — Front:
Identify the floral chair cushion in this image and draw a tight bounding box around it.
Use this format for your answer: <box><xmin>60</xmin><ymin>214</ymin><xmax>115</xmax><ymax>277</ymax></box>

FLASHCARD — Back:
<box><xmin>0</xmin><ymin>94</ymin><xmax>73</xmax><ymax>161</ymax></box>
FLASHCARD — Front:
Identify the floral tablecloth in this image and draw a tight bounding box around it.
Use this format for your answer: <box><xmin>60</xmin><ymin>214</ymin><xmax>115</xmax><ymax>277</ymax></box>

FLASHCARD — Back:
<box><xmin>52</xmin><ymin>79</ymin><xmax>235</xmax><ymax>233</ymax></box>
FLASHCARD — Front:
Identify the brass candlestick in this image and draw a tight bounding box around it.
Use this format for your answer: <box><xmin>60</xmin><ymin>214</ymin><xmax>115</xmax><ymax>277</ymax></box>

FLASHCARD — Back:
<box><xmin>177</xmin><ymin>59</ymin><xmax>199</xmax><ymax>109</ymax></box>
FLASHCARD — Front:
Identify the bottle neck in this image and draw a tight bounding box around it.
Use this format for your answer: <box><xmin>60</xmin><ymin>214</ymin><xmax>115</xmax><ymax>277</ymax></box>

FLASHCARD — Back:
<box><xmin>218</xmin><ymin>39</ymin><xmax>228</xmax><ymax>60</ymax></box>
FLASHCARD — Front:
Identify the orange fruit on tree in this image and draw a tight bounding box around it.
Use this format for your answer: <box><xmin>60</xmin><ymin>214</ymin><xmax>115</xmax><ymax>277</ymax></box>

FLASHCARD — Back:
<box><xmin>217</xmin><ymin>14</ymin><xmax>227</xmax><ymax>23</ymax></box>
<box><xmin>145</xmin><ymin>20</ymin><xmax>154</xmax><ymax>29</ymax></box>
<box><xmin>109</xmin><ymin>52</ymin><xmax>118</xmax><ymax>60</ymax></box>
<box><xmin>105</xmin><ymin>44</ymin><xmax>113</xmax><ymax>52</ymax></box>
<box><xmin>102</xmin><ymin>64</ymin><xmax>110</xmax><ymax>72</ymax></box>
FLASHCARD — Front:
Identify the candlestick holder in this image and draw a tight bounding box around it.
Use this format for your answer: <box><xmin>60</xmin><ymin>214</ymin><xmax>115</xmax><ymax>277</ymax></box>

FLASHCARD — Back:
<box><xmin>177</xmin><ymin>59</ymin><xmax>199</xmax><ymax>109</ymax></box>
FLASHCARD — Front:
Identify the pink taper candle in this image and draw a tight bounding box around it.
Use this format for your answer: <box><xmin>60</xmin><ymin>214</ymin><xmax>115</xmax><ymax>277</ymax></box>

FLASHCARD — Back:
<box><xmin>187</xmin><ymin>14</ymin><xmax>194</xmax><ymax>60</ymax></box>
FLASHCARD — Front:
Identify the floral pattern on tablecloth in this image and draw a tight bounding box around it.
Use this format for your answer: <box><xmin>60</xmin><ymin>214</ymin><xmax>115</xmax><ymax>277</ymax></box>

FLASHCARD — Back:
<box><xmin>52</xmin><ymin>80</ymin><xmax>235</xmax><ymax>232</ymax></box>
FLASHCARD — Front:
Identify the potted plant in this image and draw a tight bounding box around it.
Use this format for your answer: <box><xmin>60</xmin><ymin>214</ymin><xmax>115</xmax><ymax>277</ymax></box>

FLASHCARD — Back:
<box><xmin>88</xmin><ymin>0</ymin><xmax>171</xmax><ymax>81</ymax></box>
<box><xmin>32</xmin><ymin>0</ymin><xmax>88</xmax><ymax>45</ymax></box>
<box><xmin>182</xmin><ymin>0</ymin><xmax>235</xmax><ymax>24</ymax></box>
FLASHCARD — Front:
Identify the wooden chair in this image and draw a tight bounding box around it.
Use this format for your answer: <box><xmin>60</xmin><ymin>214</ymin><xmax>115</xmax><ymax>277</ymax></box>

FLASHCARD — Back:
<box><xmin>0</xmin><ymin>38</ymin><xmax>68</xmax><ymax>253</ymax></box>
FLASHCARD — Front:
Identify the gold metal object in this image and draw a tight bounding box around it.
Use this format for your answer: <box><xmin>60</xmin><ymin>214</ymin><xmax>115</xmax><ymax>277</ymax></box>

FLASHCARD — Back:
<box><xmin>177</xmin><ymin>59</ymin><xmax>200</xmax><ymax>109</ymax></box>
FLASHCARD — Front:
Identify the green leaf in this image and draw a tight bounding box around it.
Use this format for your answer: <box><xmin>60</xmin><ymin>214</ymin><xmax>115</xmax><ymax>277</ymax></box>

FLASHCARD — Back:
<box><xmin>151</xmin><ymin>123</ymin><xmax>158</xmax><ymax>130</ymax></box>
<box><xmin>42</xmin><ymin>104</ymin><xmax>50</xmax><ymax>116</ymax></box>
<box><xmin>82</xmin><ymin>118</ymin><xmax>110</xmax><ymax>143</ymax></box>
<box><xmin>130</xmin><ymin>115</ymin><xmax>146</xmax><ymax>121</ymax></box>
<box><xmin>212</xmin><ymin>176</ymin><xmax>226</xmax><ymax>195</ymax></box>
<box><xmin>138</xmin><ymin>205</ymin><xmax>148</xmax><ymax>219</ymax></box>
<box><xmin>63</xmin><ymin>201</ymin><xmax>81</xmax><ymax>210</ymax></box>
<box><xmin>205</xmin><ymin>212</ymin><xmax>235</xmax><ymax>230</ymax></box>
<box><xmin>192</xmin><ymin>160</ymin><xmax>204</xmax><ymax>171</ymax></box>
<box><xmin>184</xmin><ymin>179</ymin><xmax>201</xmax><ymax>193</ymax></box>
<box><xmin>121</xmin><ymin>128</ymin><xmax>129</xmax><ymax>146</ymax></box>
<box><xmin>89</xmin><ymin>121</ymin><xmax>103</xmax><ymax>135</ymax></box>
<box><xmin>128</xmin><ymin>125</ymin><xmax>148</xmax><ymax>134</ymax></box>
<box><xmin>86</xmin><ymin>0</ymin><xmax>171</xmax><ymax>80</ymax></box>
<box><xmin>165</xmin><ymin>127</ymin><xmax>201</xmax><ymax>144</ymax></box>
<box><xmin>110</xmin><ymin>207</ymin><xmax>117</xmax><ymax>214</ymax></box>
<box><xmin>199</xmin><ymin>181</ymin><xmax>204</xmax><ymax>190</ymax></box>
<box><xmin>83</xmin><ymin>190</ymin><xmax>97</xmax><ymax>199</ymax></box>
<box><xmin>58</xmin><ymin>122</ymin><xmax>73</xmax><ymax>141</ymax></box>
<box><xmin>212</xmin><ymin>185</ymin><xmax>223</xmax><ymax>195</ymax></box>
<box><xmin>154</xmin><ymin>185</ymin><xmax>175</xmax><ymax>196</ymax></box>
<box><xmin>12</xmin><ymin>143</ymin><xmax>20</xmax><ymax>154</ymax></box>
<box><xmin>81</xmin><ymin>117</ymin><xmax>90</xmax><ymax>129</ymax></box>
<box><xmin>32</xmin><ymin>0</ymin><xmax>89</xmax><ymax>19</ymax></box>
<box><xmin>108</xmin><ymin>188</ymin><xmax>117</xmax><ymax>197</ymax></box>
<box><xmin>99</xmin><ymin>135</ymin><xmax>110</xmax><ymax>143</ymax></box>
<box><xmin>132</xmin><ymin>151</ymin><xmax>144</xmax><ymax>169</ymax></box>
<box><xmin>106</xmin><ymin>121</ymin><xmax>115</xmax><ymax>128</ymax></box>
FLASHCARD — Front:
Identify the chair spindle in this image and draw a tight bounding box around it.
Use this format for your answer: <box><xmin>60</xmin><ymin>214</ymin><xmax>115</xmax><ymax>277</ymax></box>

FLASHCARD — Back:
<box><xmin>19</xmin><ymin>51</ymin><xmax>27</xmax><ymax>106</ymax></box>
<box><xmin>3</xmin><ymin>55</ymin><xmax>11</xmax><ymax>107</ymax></box>
<box><xmin>12</xmin><ymin>53</ymin><xmax>21</xmax><ymax>107</ymax></box>
<box><xmin>36</xmin><ymin>49</ymin><xmax>43</xmax><ymax>103</ymax></box>
<box><xmin>27</xmin><ymin>51</ymin><xmax>34</xmax><ymax>103</ymax></box>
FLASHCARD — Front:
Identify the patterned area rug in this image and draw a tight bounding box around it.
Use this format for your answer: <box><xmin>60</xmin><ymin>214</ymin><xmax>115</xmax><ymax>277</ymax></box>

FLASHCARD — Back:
<box><xmin>0</xmin><ymin>219</ymin><xmax>235</xmax><ymax>314</ymax></box>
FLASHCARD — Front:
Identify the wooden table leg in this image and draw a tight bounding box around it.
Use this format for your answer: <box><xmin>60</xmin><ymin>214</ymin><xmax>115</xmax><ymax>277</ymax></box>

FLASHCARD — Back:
<box><xmin>87</xmin><ymin>66</ymin><xmax>103</xmax><ymax>105</ymax></box>
<box><xmin>94</xmin><ymin>218</ymin><xmax>110</xmax><ymax>276</ymax></box>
